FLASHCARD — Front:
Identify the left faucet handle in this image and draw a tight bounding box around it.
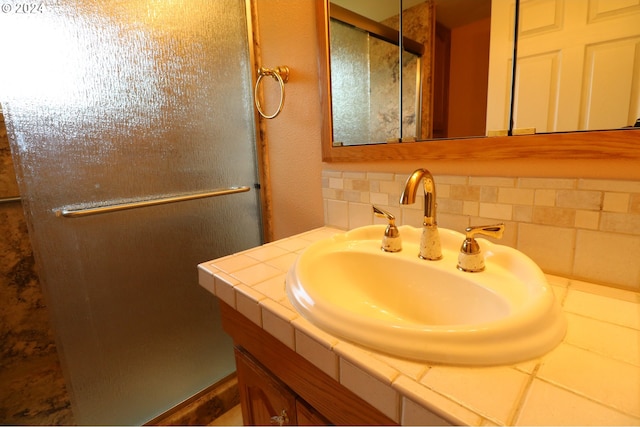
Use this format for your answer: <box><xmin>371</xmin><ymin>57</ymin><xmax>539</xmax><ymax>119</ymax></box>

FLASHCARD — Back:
<box><xmin>372</xmin><ymin>205</ymin><xmax>402</xmax><ymax>252</ymax></box>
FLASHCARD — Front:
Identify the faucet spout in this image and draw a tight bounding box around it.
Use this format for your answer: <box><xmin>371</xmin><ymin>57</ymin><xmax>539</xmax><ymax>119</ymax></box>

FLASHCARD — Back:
<box><xmin>400</xmin><ymin>168</ymin><xmax>442</xmax><ymax>260</ymax></box>
<box><xmin>400</xmin><ymin>168</ymin><xmax>437</xmax><ymax>226</ymax></box>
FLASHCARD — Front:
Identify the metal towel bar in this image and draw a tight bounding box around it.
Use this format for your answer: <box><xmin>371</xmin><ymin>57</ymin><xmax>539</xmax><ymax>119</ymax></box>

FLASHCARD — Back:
<box><xmin>56</xmin><ymin>186</ymin><xmax>251</xmax><ymax>218</ymax></box>
<box><xmin>0</xmin><ymin>196</ymin><xmax>21</xmax><ymax>205</ymax></box>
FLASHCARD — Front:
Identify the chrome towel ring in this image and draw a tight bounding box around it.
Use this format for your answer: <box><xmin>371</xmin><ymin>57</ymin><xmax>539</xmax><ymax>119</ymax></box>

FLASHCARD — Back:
<box><xmin>254</xmin><ymin>65</ymin><xmax>289</xmax><ymax>119</ymax></box>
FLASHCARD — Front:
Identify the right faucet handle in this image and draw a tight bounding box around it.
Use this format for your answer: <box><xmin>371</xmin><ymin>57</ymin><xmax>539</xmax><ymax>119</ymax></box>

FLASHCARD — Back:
<box><xmin>457</xmin><ymin>223</ymin><xmax>505</xmax><ymax>272</ymax></box>
<box><xmin>465</xmin><ymin>223</ymin><xmax>505</xmax><ymax>241</ymax></box>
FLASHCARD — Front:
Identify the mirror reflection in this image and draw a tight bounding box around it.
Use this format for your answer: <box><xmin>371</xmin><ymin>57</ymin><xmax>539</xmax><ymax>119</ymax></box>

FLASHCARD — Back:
<box><xmin>513</xmin><ymin>0</ymin><xmax>640</xmax><ymax>133</ymax></box>
<box><xmin>432</xmin><ymin>0</ymin><xmax>495</xmax><ymax>138</ymax></box>
<box><xmin>326</xmin><ymin>0</ymin><xmax>640</xmax><ymax>148</ymax></box>
<box><xmin>329</xmin><ymin>2</ymin><xmax>427</xmax><ymax>145</ymax></box>
<box><xmin>329</xmin><ymin>0</ymin><xmax>495</xmax><ymax>145</ymax></box>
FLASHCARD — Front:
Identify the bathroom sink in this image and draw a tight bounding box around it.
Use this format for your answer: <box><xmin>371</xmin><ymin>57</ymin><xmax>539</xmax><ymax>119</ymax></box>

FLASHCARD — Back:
<box><xmin>285</xmin><ymin>225</ymin><xmax>566</xmax><ymax>365</ymax></box>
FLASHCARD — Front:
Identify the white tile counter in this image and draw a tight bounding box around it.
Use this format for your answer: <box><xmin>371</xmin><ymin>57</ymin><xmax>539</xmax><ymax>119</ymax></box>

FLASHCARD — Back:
<box><xmin>198</xmin><ymin>227</ymin><xmax>640</xmax><ymax>426</ymax></box>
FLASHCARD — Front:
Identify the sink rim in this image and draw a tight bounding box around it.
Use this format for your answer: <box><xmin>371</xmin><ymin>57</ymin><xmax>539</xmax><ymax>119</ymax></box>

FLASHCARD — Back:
<box><xmin>285</xmin><ymin>225</ymin><xmax>567</xmax><ymax>366</ymax></box>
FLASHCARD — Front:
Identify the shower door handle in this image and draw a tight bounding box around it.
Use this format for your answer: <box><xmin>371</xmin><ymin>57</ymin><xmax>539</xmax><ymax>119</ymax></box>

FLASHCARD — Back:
<box><xmin>0</xmin><ymin>196</ymin><xmax>21</xmax><ymax>205</ymax></box>
<box><xmin>56</xmin><ymin>186</ymin><xmax>251</xmax><ymax>218</ymax></box>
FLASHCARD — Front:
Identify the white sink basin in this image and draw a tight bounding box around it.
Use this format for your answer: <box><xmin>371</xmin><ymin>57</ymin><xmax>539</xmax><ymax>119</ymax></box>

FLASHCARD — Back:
<box><xmin>286</xmin><ymin>225</ymin><xmax>566</xmax><ymax>365</ymax></box>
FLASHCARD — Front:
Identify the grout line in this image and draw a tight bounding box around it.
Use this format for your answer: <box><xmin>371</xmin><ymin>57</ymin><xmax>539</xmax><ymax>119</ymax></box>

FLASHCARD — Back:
<box><xmin>532</xmin><ymin>375</ymin><xmax>640</xmax><ymax>420</ymax></box>
<box><xmin>508</xmin><ymin>363</ymin><xmax>541</xmax><ymax>425</ymax></box>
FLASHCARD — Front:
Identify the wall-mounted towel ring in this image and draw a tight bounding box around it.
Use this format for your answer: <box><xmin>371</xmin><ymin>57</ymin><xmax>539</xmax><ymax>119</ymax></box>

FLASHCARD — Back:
<box><xmin>254</xmin><ymin>65</ymin><xmax>289</xmax><ymax>119</ymax></box>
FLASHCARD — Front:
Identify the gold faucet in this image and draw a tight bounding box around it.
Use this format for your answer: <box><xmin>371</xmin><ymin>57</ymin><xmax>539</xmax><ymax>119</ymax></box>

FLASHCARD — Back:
<box><xmin>400</xmin><ymin>168</ymin><xmax>442</xmax><ymax>260</ymax></box>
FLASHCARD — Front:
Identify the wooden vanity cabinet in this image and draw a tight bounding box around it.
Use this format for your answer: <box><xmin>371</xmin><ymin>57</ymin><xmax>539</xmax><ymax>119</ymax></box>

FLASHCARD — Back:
<box><xmin>235</xmin><ymin>347</ymin><xmax>330</xmax><ymax>425</ymax></box>
<box><xmin>220</xmin><ymin>301</ymin><xmax>398</xmax><ymax>426</ymax></box>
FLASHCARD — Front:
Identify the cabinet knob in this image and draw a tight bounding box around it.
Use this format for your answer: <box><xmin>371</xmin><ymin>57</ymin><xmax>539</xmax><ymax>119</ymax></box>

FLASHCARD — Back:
<box><xmin>270</xmin><ymin>409</ymin><xmax>289</xmax><ymax>426</ymax></box>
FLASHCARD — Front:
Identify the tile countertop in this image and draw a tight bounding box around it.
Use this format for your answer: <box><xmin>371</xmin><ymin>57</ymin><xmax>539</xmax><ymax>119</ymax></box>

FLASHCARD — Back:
<box><xmin>198</xmin><ymin>227</ymin><xmax>640</xmax><ymax>426</ymax></box>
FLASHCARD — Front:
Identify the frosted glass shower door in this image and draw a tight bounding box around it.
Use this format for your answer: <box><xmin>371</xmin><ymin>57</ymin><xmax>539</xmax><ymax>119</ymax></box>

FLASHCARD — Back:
<box><xmin>0</xmin><ymin>0</ymin><xmax>261</xmax><ymax>424</ymax></box>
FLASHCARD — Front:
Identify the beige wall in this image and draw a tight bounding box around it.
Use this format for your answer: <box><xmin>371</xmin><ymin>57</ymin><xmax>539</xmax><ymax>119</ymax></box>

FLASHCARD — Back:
<box><xmin>258</xmin><ymin>1</ymin><xmax>640</xmax><ymax>291</ymax></box>
<box><xmin>254</xmin><ymin>0</ymin><xmax>325</xmax><ymax>240</ymax></box>
<box><xmin>257</xmin><ymin>1</ymin><xmax>636</xmax><ymax>221</ymax></box>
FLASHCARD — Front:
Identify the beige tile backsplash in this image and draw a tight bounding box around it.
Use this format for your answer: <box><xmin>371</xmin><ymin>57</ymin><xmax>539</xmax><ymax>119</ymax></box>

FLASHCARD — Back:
<box><xmin>322</xmin><ymin>170</ymin><xmax>640</xmax><ymax>291</ymax></box>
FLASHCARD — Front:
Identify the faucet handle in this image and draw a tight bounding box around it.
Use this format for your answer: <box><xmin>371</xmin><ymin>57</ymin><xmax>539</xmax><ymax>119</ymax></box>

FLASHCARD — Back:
<box><xmin>458</xmin><ymin>223</ymin><xmax>504</xmax><ymax>272</ymax></box>
<box><xmin>372</xmin><ymin>205</ymin><xmax>402</xmax><ymax>252</ymax></box>
<box><xmin>464</xmin><ymin>223</ymin><xmax>505</xmax><ymax>241</ymax></box>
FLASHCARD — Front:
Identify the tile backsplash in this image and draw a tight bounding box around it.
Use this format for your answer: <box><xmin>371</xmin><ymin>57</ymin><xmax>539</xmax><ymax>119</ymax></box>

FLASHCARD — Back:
<box><xmin>322</xmin><ymin>169</ymin><xmax>640</xmax><ymax>291</ymax></box>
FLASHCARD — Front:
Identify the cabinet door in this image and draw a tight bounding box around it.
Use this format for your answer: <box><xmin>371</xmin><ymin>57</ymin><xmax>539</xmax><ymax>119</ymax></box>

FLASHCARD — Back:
<box><xmin>235</xmin><ymin>348</ymin><xmax>297</xmax><ymax>426</ymax></box>
<box><xmin>295</xmin><ymin>399</ymin><xmax>331</xmax><ymax>426</ymax></box>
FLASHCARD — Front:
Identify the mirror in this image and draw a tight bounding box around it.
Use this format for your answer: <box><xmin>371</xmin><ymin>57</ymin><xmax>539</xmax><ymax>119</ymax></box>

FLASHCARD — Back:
<box><xmin>327</xmin><ymin>0</ymin><xmax>497</xmax><ymax>145</ymax></box>
<box><xmin>327</xmin><ymin>0</ymin><xmax>640</xmax><ymax>144</ymax></box>
<box><xmin>316</xmin><ymin>0</ymin><xmax>640</xmax><ymax>164</ymax></box>
<box><xmin>329</xmin><ymin>3</ymin><xmax>425</xmax><ymax>145</ymax></box>
<box><xmin>512</xmin><ymin>0</ymin><xmax>640</xmax><ymax>133</ymax></box>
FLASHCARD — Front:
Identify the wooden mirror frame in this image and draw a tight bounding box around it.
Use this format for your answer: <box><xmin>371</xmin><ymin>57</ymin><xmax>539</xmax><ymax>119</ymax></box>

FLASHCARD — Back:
<box><xmin>317</xmin><ymin>1</ymin><xmax>640</xmax><ymax>173</ymax></box>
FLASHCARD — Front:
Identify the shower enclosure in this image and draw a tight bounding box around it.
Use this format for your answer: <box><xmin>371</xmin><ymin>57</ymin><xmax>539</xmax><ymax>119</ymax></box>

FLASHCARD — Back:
<box><xmin>0</xmin><ymin>0</ymin><xmax>263</xmax><ymax>424</ymax></box>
